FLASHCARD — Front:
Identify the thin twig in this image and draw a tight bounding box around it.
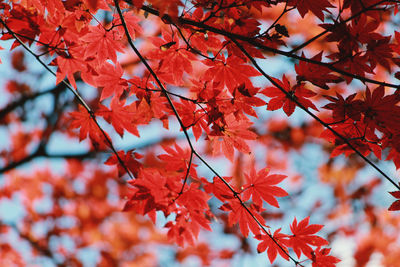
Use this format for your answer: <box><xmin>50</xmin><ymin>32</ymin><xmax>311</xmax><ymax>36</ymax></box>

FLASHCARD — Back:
<box><xmin>114</xmin><ymin>1</ymin><xmax>301</xmax><ymax>265</ymax></box>
<box><xmin>0</xmin><ymin>18</ymin><xmax>135</xmax><ymax>180</ymax></box>
<box><xmin>137</xmin><ymin>3</ymin><xmax>400</xmax><ymax>90</ymax></box>
<box><xmin>231</xmin><ymin>38</ymin><xmax>400</xmax><ymax>191</ymax></box>
<box><xmin>289</xmin><ymin>0</ymin><xmax>390</xmax><ymax>53</ymax></box>
<box><xmin>0</xmin><ymin>83</ymin><xmax>66</xmax><ymax>120</ymax></box>
<box><xmin>2</xmin><ymin>222</ymin><xmax>67</xmax><ymax>267</ymax></box>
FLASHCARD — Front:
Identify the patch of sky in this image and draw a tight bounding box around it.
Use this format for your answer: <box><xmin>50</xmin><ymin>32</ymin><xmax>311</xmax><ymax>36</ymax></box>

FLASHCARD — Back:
<box><xmin>33</xmin><ymin>194</ymin><xmax>54</xmax><ymax>215</ymax></box>
<box><xmin>0</xmin><ymin>194</ymin><xmax>26</xmax><ymax>224</ymax></box>
<box><xmin>290</xmin><ymin>142</ymin><xmax>333</xmax><ymax>224</ymax></box>
<box><xmin>333</xmin><ymin>237</ymin><xmax>356</xmax><ymax>267</ymax></box>
<box><xmin>77</xmin><ymin>246</ymin><xmax>100</xmax><ymax>267</ymax></box>
<box><xmin>55</xmin><ymin>215</ymin><xmax>77</xmax><ymax>229</ymax></box>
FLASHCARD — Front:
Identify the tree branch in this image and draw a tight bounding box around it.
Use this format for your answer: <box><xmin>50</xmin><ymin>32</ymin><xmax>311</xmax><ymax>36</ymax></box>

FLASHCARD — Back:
<box><xmin>230</xmin><ymin>38</ymin><xmax>400</xmax><ymax>191</ymax></box>
<box><xmin>289</xmin><ymin>0</ymin><xmax>391</xmax><ymax>53</ymax></box>
<box><xmin>136</xmin><ymin>3</ymin><xmax>400</xmax><ymax>89</ymax></box>
<box><xmin>0</xmin><ymin>18</ymin><xmax>135</xmax><ymax>180</ymax></box>
<box><xmin>114</xmin><ymin>1</ymin><xmax>302</xmax><ymax>265</ymax></box>
<box><xmin>1</xmin><ymin>222</ymin><xmax>67</xmax><ymax>267</ymax></box>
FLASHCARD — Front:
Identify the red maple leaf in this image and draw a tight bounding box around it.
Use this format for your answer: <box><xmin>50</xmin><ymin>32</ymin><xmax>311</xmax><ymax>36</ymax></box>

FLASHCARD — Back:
<box><xmin>113</xmin><ymin>11</ymin><xmax>142</xmax><ymax>39</ymax></box>
<box><xmin>81</xmin><ymin>25</ymin><xmax>125</xmax><ymax>64</ymax></box>
<box><xmin>96</xmin><ymin>97</ymin><xmax>140</xmax><ymax>137</ymax></box>
<box><xmin>95</xmin><ymin>62</ymin><xmax>128</xmax><ymax>101</ymax></box>
<box><xmin>242</xmin><ymin>167</ymin><xmax>288</xmax><ymax>208</ymax></box>
<box><xmin>323</xmin><ymin>93</ymin><xmax>362</xmax><ymax>121</ymax></box>
<box><xmin>311</xmin><ymin>247</ymin><xmax>341</xmax><ymax>267</ymax></box>
<box><xmin>327</xmin><ymin>54</ymin><xmax>374</xmax><ymax>84</ymax></box>
<box><xmin>321</xmin><ymin>119</ymin><xmax>381</xmax><ymax>159</ymax></box>
<box><xmin>147</xmin><ymin>29</ymin><xmax>196</xmax><ymax>85</ymax></box>
<box><xmin>230</xmin><ymin>83</ymin><xmax>266</xmax><ymax>118</ymax></box>
<box><xmin>69</xmin><ymin>105</ymin><xmax>107</xmax><ymax>148</ymax></box>
<box><xmin>208</xmin><ymin>114</ymin><xmax>257</xmax><ymax>162</ymax></box>
<box><xmin>288</xmin><ymin>217</ymin><xmax>328</xmax><ymax>258</ymax></box>
<box><xmin>132</xmin><ymin>168</ymin><xmax>169</xmax><ymax>207</ymax></box>
<box><xmin>54</xmin><ymin>50</ymin><xmax>85</xmax><ymax>89</ymax></box>
<box><xmin>175</xmin><ymin>100</ymin><xmax>210</xmax><ymax>141</ymax></box>
<box><xmin>165</xmin><ymin>208</ymin><xmax>210</xmax><ymax>246</ymax></box>
<box><xmin>262</xmin><ymin>75</ymin><xmax>318</xmax><ymax>116</ymax></box>
<box><xmin>50</xmin><ymin>45</ymin><xmax>87</xmax><ymax>89</ymax></box>
<box><xmin>158</xmin><ymin>143</ymin><xmax>198</xmax><ymax>177</ymax></box>
<box><xmin>221</xmin><ymin>200</ymin><xmax>265</xmax><ymax>237</ymax></box>
<box><xmin>359</xmin><ymin>86</ymin><xmax>400</xmax><ymax>132</ymax></box>
<box><xmin>388</xmin><ymin>190</ymin><xmax>400</xmax><ymax>211</ymax></box>
<box><xmin>365</xmin><ymin>36</ymin><xmax>393</xmax><ymax>71</ymax></box>
<box><xmin>295</xmin><ymin>52</ymin><xmax>343</xmax><ymax>90</ymax></box>
<box><xmin>104</xmin><ymin>149</ymin><xmax>142</xmax><ymax>177</ymax></box>
<box><xmin>203</xmin><ymin>176</ymin><xmax>236</xmax><ymax>202</ymax></box>
<box><xmin>288</xmin><ymin>0</ymin><xmax>334</xmax><ymax>21</ymax></box>
<box><xmin>202</xmin><ymin>54</ymin><xmax>260</xmax><ymax>93</ymax></box>
<box><xmin>255</xmin><ymin>228</ymin><xmax>290</xmax><ymax>263</ymax></box>
<box><xmin>176</xmin><ymin>183</ymin><xmax>210</xmax><ymax>213</ymax></box>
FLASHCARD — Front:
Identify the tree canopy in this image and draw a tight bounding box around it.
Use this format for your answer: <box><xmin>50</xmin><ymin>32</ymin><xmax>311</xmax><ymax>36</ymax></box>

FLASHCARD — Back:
<box><xmin>1</xmin><ymin>0</ymin><xmax>400</xmax><ymax>266</ymax></box>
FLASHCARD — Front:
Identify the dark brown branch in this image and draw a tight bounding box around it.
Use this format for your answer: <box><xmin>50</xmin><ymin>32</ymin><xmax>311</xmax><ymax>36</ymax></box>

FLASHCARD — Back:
<box><xmin>0</xmin><ymin>135</ymin><xmax>179</xmax><ymax>175</ymax></box>
<box><xmin>230</xmin><ymin>38</ymin><xmax>400</xmax><ymax>191</ymax></box>
<box><xmin>137</xmin><ymin>3</ymin><xmax>400</xmax><ymax>90</ymax></box>
<box><xmin>289</xmin><ymin>0</ymin><xmax>392</xmax><ymax>53</ymax></box>
<box><xmin>114</xmin><ymin>2</ymin><xmax>301</xmax><ymax>266</ymax></box>
<box><xmin>130</xmin><ymin>2</ymin><xmax>400</xmax><ymax>190</ymax></box>
<box><xmin>1</xmin><ymin>222</ymin><xmax>67</xmax><ymax>267</ymax></box>
<box><xmin>0</xmin><ymin>18</ymin><xmax>135</xmax><ymax>180</ymax></box>
<box><xmin>0</xmin><ymin>83</ymin><xmax>66</xmax><ymax>120</ymax></box>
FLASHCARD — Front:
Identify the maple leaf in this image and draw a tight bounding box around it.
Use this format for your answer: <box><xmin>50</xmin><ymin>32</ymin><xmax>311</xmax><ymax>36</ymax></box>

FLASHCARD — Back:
<box><xmin>147</xmin><ymin>30</ymin><xmax>196</xmax><ymax>85</ymax></box>
<box><xmin>230</xmin><ymin>83</ymin><xmax>266</xmax><ymax>118</ymax></box>
<box><xmin>69</xmin><ymin>105</ymin><xmax>107</xmax><ymax>148</ymax></box>
<box><xmin>95</xmin><ymin>62</ymin><xmax>128</xmax><ymax>101</ymax></box>
<box><xmin>3</xmin><ymin>6</ymin><xmax>41</xmax><ymax>47</ymax></box>
<box><xmin>348</xmin><ymin>15</ymin><xmax>381</xmax><ymax>44</ymax></box>
<box><xmin>176</xmin><ymin>183</ymin><xmax>211</xmax><ymax>213</ymax></box>
<box><xmin>220</xmin><ymin>200</ymin><xmax>265</xmax><ymax>237</ymax></box>
<box><xmin>96</xmin><ymin>97</ymin><xmax>140</xmax><ymax>137</ymax></box>
<box><xmin>54</xmin><ymin>49</ymin><xmax>85</xmax><ymax>89</ymax></box>
<box><xmin>8</xmin><ymin>0</ymin><xmax>400</xmax><ymax>264</ymax></box>
<box><xmin>175</xmin><ymin>100</ymin><xmax>210</xmax><ymax>141</ymax></box>
<box><xmin>123</xmin><ymin>186</ymin><xmax>158</xmax><ymax>222</ymax></box>
<box><xmin>262</xmin><ymin>75</ymin><xmax>318</xmax><ymax>116</ymax></box>
<box><xmin>310</xmin><ymin>247</ymin><xmax>341</xmax><ymax>267</ymax></box>
<box><xmin>202</xmin><ymin>54</ymin><xmax>260</xmax><ymax>93</ymax></box>
<box><xmin>327</xmin><ymin>54</ymin><xmax>374</xmax><ymax>84</ymax></box>
<box><xmin>81</xmin><ymin>25</ymin><xmax>125</xmax><ymax>64</ymax></box>
<box><xmin>388</xmin><ymin>190</ymin><xmax>400</xmax><ymax>211</ymax></box>
<box><xmin>343</xmin><ymin>0</ymin><xmax>387</xmax><ymax>21</ymax></box>
<box><xmin>165</xmin><ymin>208</ymin><xmax>210</xmax><ymax>246</ymax></box>
<box><xmin>242</xmin><ymin>167</ymin><xmax>288</xmax><ymax>208</ymax></box>
<box><xmin>255</xmin><ymin>229</ymin><xmax>290</xmax><ymax>263</ymax></box>
<box><xmin>295</xmin><ymin>52</ymin><xmax>343</xmax><ymax>90</ymax></box>
<box><xmin>288</xmin><ymin>0</ymin><xmax>334</xmax><ymax>21</ymax></box>
<box><xmin>228</xmin><ymin>16</ymin><xmax>261</xmax><ymax>37</ymax></box>
<box><xmin>359</xmin><ymin>86</ymin><xmax>400</xmax><ymax>132</ymax></box>
<box><xmin>132</xmin><ymin>168</ymin><xmax>170</xmax><ymax>208</ymax></box>
<box><xmin>392</xmin><ymin>31</ymin><xmax>400</xmax><ymax>55</ymax></box>
<box><xmin>320</xmin><ymin>119</ymin><xmax>381</xmax><ymax>159</ymax></box>
<box><xmin>113</xmin><ymin>11</ymin><xmax>142</xmax><ymax>39</ymax></box>
<box><xmin>104</xmin><ymin>149</ymin><xmax>142</xmax><ymax>177</ymax></box>
<box><xmin>288</xmin><ymin>217</ymin><xmax>328</xmax><ymax>258</ymax></box>
<box><xmin>365</xmin><ymin>36</ymin><xmax>393</xmax><ymax>71</ymax></box>
<box><xmin>158</xmin><ymin>143</ymin><xmax>198</xmax><ymax>177</ymax></box>
<box><xmin>208</xmin><ymin>114</ymin><xmax>257</xmax><ymax>161</ymax></box>
<box><xmin>203</xmin><ymin>176</ymin><xmax>236</xmax><ymax>202</ymax></box>
<box><xmin>323</xmin><ymin>93</ymin><xmax>362</xmax><ymax>121</ymax></box>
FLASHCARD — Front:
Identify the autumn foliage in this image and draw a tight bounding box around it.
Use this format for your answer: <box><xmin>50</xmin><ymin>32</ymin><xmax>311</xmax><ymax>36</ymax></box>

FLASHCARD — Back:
<box><xmin>2</xmin><ymin>0</ymin><xmax>400</xmax><ymax>266</ymax></box>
